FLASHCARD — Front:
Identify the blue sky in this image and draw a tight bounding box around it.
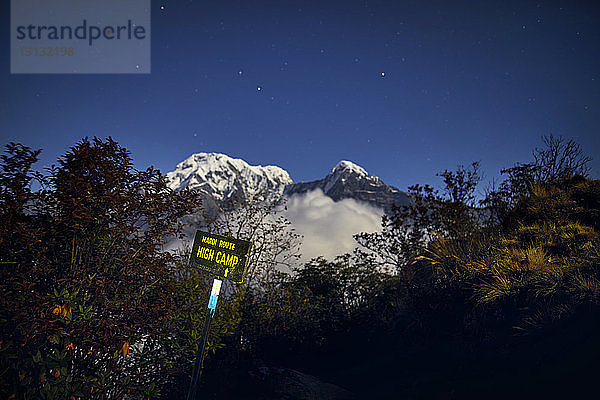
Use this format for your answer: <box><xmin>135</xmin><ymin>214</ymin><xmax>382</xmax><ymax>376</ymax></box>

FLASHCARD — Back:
<box><xmin>2</xmin><ymin>0</ymin><xmax>599</xmax><ymax>194</ymax></box>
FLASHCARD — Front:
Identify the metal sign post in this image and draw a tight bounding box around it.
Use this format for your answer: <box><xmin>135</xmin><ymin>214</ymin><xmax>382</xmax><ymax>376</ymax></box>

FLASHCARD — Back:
<box><xmin>186</xmin><ymin>230</ymin><xmax>252</xmax><ymax>400</ymax></box>
<box><xmin>186</xmin><ymin>278</ymin><xmax>222</xmax><ymax>400</ymax></box>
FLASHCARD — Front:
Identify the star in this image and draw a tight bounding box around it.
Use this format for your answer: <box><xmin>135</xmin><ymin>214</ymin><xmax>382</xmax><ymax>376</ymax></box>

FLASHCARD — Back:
<box><xmin>380</xmin><ymin>72</ymin><xmax>386</xmax><ymax>77</ymax></box>
<box><xmin>257</xmin><ymin>86</ymin><xmax>262</xmax><ymax>91</ymax></box>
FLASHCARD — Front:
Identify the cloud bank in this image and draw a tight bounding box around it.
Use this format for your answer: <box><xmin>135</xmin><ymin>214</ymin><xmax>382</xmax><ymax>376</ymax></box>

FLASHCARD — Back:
<box><xmin>284</xmin><ymin>189</ymin><xmax>383</xmax><ymax>263</ymax></box>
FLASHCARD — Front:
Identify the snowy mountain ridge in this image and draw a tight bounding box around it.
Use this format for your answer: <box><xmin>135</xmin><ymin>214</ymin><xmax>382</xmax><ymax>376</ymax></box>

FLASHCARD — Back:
<box><xmin>166</xmin><ymin>152</ymin><xmax>409</xmax><ymax>212</ymax></box>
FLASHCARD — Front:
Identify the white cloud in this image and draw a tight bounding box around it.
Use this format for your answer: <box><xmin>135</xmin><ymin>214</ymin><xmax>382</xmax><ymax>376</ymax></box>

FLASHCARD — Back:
<box><xmin>284</xmin><ymin>189</ymin><xmax>383</xmax><ymax>263</ymax></box>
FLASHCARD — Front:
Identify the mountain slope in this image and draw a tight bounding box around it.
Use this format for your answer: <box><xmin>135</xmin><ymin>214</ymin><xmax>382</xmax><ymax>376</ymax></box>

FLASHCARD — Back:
<box><xmin>165</xmin><ymin>152</ymin><xmax>292</xmax><ymax>202</ymax></box>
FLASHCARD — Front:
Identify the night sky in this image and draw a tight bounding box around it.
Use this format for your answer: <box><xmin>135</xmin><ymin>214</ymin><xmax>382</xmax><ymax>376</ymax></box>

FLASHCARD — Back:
<box><xmin>2</xmin><ymin>0</ymin><xmax>599</xmax><ymax>193</ymax></box>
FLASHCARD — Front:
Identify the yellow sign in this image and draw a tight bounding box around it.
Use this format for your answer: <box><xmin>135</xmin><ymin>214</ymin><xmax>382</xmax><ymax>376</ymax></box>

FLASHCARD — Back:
<box><xmin>189</xmin><ymin>231</ymin><xmax>251</xmax><ymax>283</ymax></box>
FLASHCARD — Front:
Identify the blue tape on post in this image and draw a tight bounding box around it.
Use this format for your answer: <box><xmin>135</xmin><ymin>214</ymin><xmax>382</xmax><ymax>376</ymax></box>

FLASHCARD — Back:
<box><xmin>208</xmin><ymin>294</ymin><xmax>218</xmax><ymax>311</ymax></box>
<box><xmin>207</xmin><ymin>279</ymin><xmax>222</xmax><ymax>312</ymax></box>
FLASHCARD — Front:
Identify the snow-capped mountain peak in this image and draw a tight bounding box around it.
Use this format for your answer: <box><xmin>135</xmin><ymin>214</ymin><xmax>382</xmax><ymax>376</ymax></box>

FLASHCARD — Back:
<box><xmin>166</xmin><ymin>152</ymin><xmax>292</xmax><ymax>201</ymax></box>
<box><xmin>285</xmin><ymin>160</ymin><xmax>409</xmax><ymax>213</ymax></box>
<box><xmin>324</xmin><ymin>160</ymin><xmax>371</xmax><ymax>193</ymax></box>
<box><xmin>331</xmin><ymin>160</ymin><xmax>369</xmax><ymax>177</ymax></box>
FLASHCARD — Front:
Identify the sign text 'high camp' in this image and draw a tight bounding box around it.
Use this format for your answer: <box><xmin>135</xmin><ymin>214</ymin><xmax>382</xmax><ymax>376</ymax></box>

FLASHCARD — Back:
<box><xmin>189</xmin><ymin>231</ymin><xmax>251</xmax><ymax>283</ymax></box>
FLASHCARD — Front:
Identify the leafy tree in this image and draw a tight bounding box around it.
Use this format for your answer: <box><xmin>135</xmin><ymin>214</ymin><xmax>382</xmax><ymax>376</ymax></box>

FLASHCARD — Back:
<box><xmin>205</xmin><ymin>192</ymin><xmax>302</xmax><ymax>288</ymax></box>
<box><xmin>0</xmin><ymin>138</ymin><xmax>203</xmax><ymax>399</ymax></box>
<box><xmin>355</xmin><ymin>162</ymin><xmax>482</xmax><ymax>275</ymax></box>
